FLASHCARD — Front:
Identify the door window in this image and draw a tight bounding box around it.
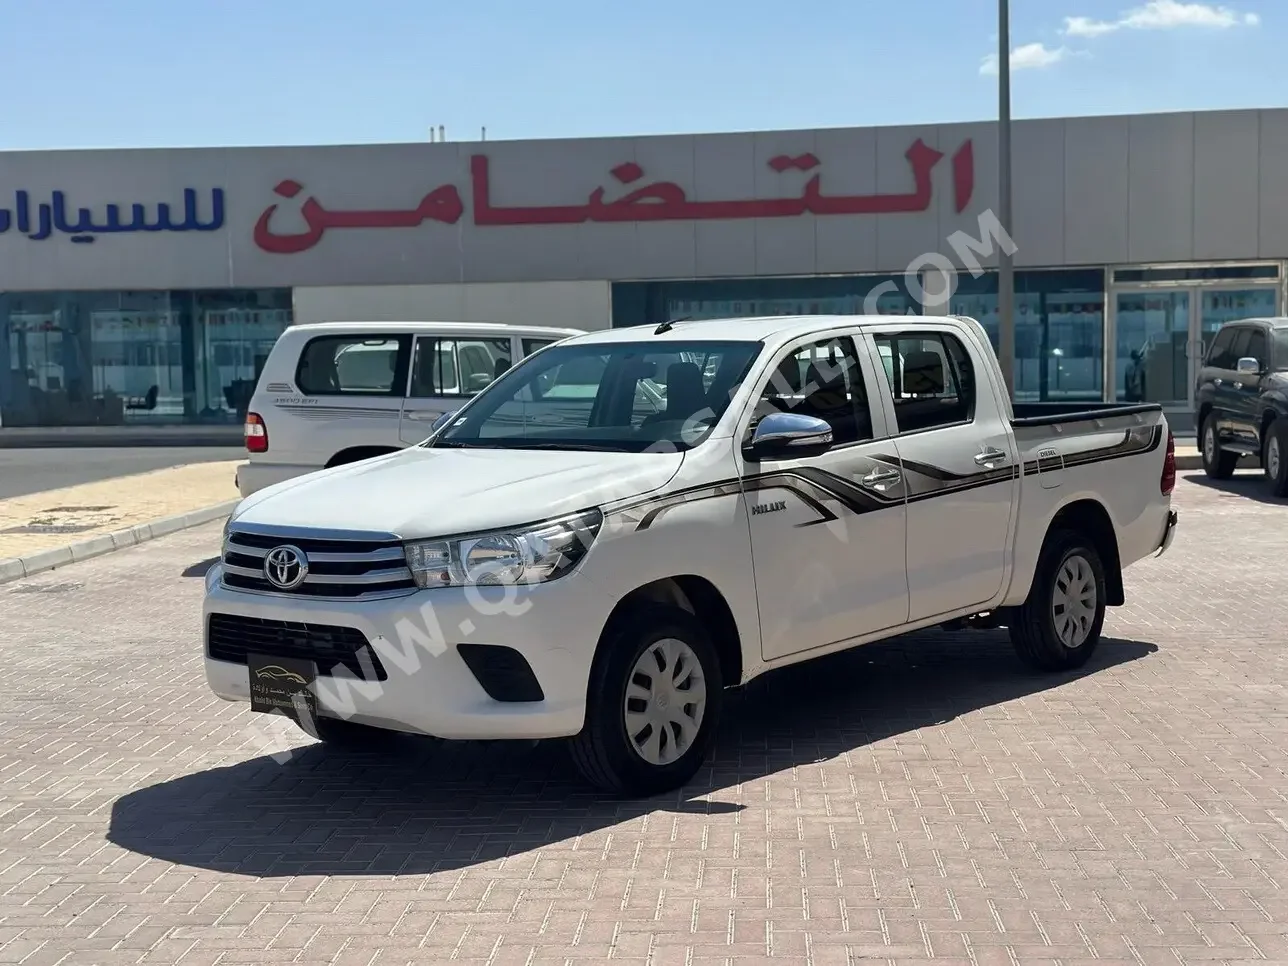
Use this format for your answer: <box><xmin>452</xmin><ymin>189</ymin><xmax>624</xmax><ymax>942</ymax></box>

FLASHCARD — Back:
<box><xmin>522</xmin><ymin>339</ymin><xmax>557</xmax><ymax>357</ymax></box>
<box><xmin>409</xmin><ymin>337</ymin><xmax>512</xmax><ymax>398</ymax></box>
<box><xmin>873</xmin><ymin>332</ymin><xmax>976</xmax><ymax>433</ymax></box>
<box><xmin>756</xmin><ymin>337</ymin><xmax>872</xmax><ymax>444</ymax></box>
<box><xmin>1205</xmin><ymin>327</ymin><xmax>1238</xmax><ymax>369</ymax></box>
<box><xmin>295</xmin><ymin>335</ymin><xmax>408</xmax><ymax>396</ymax></box>
<box><xmin>1244</xmin><ymin>328</ymin><xmax>1268</xmax><ymax>370</ymax></box>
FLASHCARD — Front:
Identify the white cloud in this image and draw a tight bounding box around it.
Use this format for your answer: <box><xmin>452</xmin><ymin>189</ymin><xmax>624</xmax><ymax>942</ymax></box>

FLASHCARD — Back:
<box><xmin>1064</xmin><ymin>1</ymin><xmax>1260</xmax><ymax>37</ymax></box>
<box><xmin>980</xmin><ymin>42</ymin><xmax>1069</xmax><ymax>76</ymax></box>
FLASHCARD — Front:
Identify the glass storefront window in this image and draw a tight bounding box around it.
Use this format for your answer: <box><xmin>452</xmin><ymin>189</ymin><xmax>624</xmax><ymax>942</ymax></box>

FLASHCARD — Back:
<box><xmin>612</xmin><ymin>269</ymin><xmax>1106</xmax><ymax>403</ymax></box>
<box><xmin>611</xmin><ymin>274</ymin><xmax>926</xmax><ymax>332</ymax></box>
<box><xmin>948</xmin><ymin>269</ymin><xmax>1105</xmax><ymax>403</ymax></box>
<box><xmin>0</xmin><ymin>288</ymin><xmax>292</xmax><ymax>427</ymax></box>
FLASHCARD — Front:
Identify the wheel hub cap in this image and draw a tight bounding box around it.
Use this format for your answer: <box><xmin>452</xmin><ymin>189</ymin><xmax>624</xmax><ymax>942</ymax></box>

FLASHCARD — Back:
<box><xmin>1204</xmin><ymin>427</ymin><xmax>1215</xmax><ymax>461</ymax></box>
<box><xmin>1051</xmin><ymin>553</ymin><xmax>1097</xmax><ymax>650</ymax></box>
<box><xmin>1270</xmin><ymin>437</ymin><xmax>1281</xmax><ymax>479</ymax></box>
<box><xmin>624</xmin><ymin>637</ymin><xmax>707</xmax><ymax>767</ymax></box>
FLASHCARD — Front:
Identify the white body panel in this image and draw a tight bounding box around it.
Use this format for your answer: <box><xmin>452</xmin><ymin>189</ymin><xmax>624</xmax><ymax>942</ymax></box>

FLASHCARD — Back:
<box><xmin>205</xmin><ymin>314</ymin><xmax>1176</xmax><ymax>742</ymax></box>
<box><xmin>236</xmin><ymin>320</ymin><xmax>584</xmax><ymax>498</ymax></box>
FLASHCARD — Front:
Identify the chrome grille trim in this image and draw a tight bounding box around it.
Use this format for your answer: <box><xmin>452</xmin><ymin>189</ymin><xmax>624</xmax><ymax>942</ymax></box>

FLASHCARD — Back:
<box><xmin>220</xmin><ymin>525</ymin><xmax>418</xmax><ymax>601</ymax></box>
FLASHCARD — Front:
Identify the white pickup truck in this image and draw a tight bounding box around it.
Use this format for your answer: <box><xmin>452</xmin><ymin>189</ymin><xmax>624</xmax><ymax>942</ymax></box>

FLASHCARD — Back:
<box><xmin>204</xmin><ymin>314</ymin><xmax>1178</xmax><ymax>797</ymax></box>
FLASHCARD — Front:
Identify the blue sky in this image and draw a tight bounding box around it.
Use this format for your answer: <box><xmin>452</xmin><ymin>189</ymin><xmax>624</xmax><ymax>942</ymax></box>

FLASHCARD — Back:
<box><xmin>0</xmin><ymin>0</ymin><xmax>1281</xmax><ymax>150</ymax></box>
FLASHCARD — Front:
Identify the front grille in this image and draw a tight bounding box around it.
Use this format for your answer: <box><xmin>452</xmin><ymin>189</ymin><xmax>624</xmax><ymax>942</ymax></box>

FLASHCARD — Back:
<box><xmin>221</xmin><ymin>527</ymin><xmax>418</xmax><ymax>600</ymax></box>
<box><xmin>207</xmin><ymin>613</ymin><xmax>388</xmax><ymax>680</ymax></box>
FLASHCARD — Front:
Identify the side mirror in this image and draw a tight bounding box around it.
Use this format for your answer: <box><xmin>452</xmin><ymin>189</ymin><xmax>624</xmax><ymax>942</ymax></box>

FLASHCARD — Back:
<box><xmin>430</xmin><ymin>409</ymin><xmax>459</xmax><ymax>434</ymax></box>
<box><xmin>1236</xmin><ymin>356</ymin><xmax>1261</xmax><ymax>375</ymax></box>
<box><xmin>743</xmin><ymin>412</ymin><xmax>833</xmax><ymax>461</ymax></box>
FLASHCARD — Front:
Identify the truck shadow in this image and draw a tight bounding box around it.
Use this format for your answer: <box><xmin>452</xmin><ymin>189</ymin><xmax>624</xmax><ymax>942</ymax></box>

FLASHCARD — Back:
<box><xmin>1181</xmin><ymin>471</ymin><xmax>1285</xmax><ymax>505</ymax></box>
<box><xmin>107</xmin><ymin>631</ymin><xmax>1156</xmax><ymax>878</ymax></box>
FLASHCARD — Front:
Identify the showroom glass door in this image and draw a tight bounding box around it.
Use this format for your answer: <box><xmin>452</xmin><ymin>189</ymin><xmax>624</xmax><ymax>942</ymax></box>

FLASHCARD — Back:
<box><xmin>1109</xmin><ymin>264</ymin><xmax>1283</xmax><ymax>427</ymax></box>
<box><xmin>1113</xmin><ymin>290</ymin><xmax>1191</xmax><ymax>407</ymax></box>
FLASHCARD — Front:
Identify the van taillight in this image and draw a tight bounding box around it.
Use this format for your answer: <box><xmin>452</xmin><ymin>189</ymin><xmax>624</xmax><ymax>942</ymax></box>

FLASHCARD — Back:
<box><xmin>1160</xmin><ymin>429</ymin><xmax>1175</xmax><ymax>495</ymax></box>
<box><xmin>245</xmin><ymin>412</ymin><xmax>268</xmax><ymax>453</ymax></box>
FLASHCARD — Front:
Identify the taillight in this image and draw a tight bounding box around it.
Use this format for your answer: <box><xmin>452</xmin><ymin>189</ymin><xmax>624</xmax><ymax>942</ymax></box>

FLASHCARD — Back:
<box><xmin>1160</xmin><ymin>429</ymin><xmax>1175</xmax><ymax>495</ymax></box>
<box><xmin>245</xmin><ymin>412</ymin><xmax>268</xmax><ymax>453</ymax></box>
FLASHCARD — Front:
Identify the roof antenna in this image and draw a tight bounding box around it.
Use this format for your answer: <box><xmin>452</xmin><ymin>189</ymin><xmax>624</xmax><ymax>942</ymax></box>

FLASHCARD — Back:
<box><xmin>654</xmin><ymin>316</ymin><xmax>690</xmax><ymax>335</ymax></box>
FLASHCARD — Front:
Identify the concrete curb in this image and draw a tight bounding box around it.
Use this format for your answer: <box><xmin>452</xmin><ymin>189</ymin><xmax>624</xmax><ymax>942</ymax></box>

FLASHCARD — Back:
<box><xmin>0</xmin><ymin>499</ymin><xmax>238</xmax><ymax>586</ymax></box>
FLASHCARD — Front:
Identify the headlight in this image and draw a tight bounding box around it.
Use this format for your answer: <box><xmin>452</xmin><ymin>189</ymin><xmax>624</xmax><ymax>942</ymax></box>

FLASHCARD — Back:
<box><xmin>403</xmin><ymin>509</ymin><xmax>603</xmax><ymax>589</ymax></box>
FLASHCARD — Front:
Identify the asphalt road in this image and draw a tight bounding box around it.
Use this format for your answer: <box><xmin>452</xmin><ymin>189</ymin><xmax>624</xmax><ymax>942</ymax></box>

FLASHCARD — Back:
<box><xmin>0</xmin><ymin>446</ymin><xmax>244</xmax><ymax>499</ymax></box>
<box><xmin>0</xmin><ymin>474</ymin><xmax>1284</xmax><ymax>963</ymax></box>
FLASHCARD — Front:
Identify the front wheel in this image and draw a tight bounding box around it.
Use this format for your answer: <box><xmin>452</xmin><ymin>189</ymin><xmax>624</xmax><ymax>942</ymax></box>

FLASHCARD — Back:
<box><xmin>1201</xmin><ymin>414</ymin><xmax>1238</xmax><ymax>479</ymax></box>
<box><xmin>1010</xmin><ymin>529</ymin><xmax>1107</xmax><ymax>672</ymax></box>
<box><xmin>1265</xmin><ymin>418</ymin><xmax>1288</xmax><ymax>498</ymax></box>
<box><xmin>569</xmin><ymin>604</ymin><xmax>723</xmax><ymax>797</ymax></box>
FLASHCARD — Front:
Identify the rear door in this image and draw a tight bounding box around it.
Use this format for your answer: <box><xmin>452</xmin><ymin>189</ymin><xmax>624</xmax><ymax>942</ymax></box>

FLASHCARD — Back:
<box><xmin>1198</xmin><ymin>324</ymin><xmax>1239</xmax><ymax>441</ymax></box>
<box><xmin>862</xmin><ymin>324</ymin><xmax>1019</xmax><ymax>623</ymax></box>
<box><xmin>288</xmin><ymin>332</ymin><xmax>411</xmax><ymax>459</ymax></box>
<box><xmin>1229</xmin><ymin>325</ymin><xmax>1270</xmax><ymax>452</ymax></box>
<box><xmin>399</xmin><ymin>333</ymin><xmax>514</xmax><ymax>444</ymax></box>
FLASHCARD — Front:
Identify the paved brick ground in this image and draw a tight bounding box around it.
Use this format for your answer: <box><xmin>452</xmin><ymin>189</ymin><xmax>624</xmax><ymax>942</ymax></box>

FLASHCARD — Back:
<box><xmin>0</xmin><ymin>461</ymin><xmax>239</xmax><ymax>561</ymax></box>
<box><xmin>0</xmin><ymin>470</ymin><xmax>1285</xmax><ymax>965</ymax></box>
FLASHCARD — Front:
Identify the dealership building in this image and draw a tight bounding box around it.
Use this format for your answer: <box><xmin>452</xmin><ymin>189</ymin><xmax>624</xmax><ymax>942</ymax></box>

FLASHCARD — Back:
<box><xmin>2</xmin><ymin>106</ymin><xmax>1286</xmax><ymax>434</ymax></box>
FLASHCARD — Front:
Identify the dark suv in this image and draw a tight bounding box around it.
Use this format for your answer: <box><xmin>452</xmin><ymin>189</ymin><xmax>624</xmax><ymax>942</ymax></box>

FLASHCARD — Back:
<box><xmin>1195</xmin><ymin>317</ymin><xmax>1288</xmax><ymax>496</ymax></box>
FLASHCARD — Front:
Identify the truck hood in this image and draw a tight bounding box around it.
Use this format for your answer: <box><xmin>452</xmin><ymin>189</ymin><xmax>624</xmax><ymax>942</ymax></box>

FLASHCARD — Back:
<box><xmin>232</xmin><ymin>446</ymin><xmax>686</xmax><ymax>538</ymax></box>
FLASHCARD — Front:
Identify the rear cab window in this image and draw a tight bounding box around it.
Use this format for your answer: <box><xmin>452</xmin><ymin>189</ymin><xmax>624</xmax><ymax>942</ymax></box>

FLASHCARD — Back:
<box><xmin>295</xmin><ymin>334</ymin><xmax>411</xmax><ymax>396</ymax></box>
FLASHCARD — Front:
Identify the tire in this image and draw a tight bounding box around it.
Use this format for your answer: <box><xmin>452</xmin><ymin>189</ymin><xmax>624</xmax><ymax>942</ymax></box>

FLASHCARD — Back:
<box><xmin>1265</xmin><ymin>418</ymin><xmax>1288</xmax><ymax>498</ymax></box>
<box><xmin>1201</xmin><ymin>414</ymin><xmax>1238</xmax><ymax>479</ymax></box>
<box><xmin>1009</xmin><ymin>529</ymin><xmax>1108</xmax><ymax>672</ymax></box>
<box><xmin>569</xmin><ymin>604</ymin><xmax>724</xmax><ymax>797</ymax></box>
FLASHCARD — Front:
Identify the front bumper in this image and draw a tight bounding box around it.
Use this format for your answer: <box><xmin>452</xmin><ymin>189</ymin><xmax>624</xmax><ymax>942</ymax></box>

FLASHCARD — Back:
<box><xmin>1154</xmin><ymin>508</ymin><xmax>1179</xmax><ymax>557</ymax></box>
<box><xmin>202</xmin><ymin>568</ymin><xmax>612</xmax><ymax>740</ymax></box>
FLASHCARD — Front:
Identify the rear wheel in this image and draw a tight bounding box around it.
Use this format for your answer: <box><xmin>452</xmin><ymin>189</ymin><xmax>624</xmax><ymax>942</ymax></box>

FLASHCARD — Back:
<box><xmin>1010</xmin><ymin>529</ymin><xmax>1107</xmax><ymax>672</ymax></box>
<box><xmin>569</xmin><ymin>604</ymin><xmax>723</xmax><ymax>797</ymax></box>
<box><xmin>1201</xmin><ymin>414</ymin><xmax>1238</xmax><ymax>479</ymax></box>
<box><xmin>1265</xmin><ymin>418</ymin><xmax>1288</xmax><ymax>498</ymax></box>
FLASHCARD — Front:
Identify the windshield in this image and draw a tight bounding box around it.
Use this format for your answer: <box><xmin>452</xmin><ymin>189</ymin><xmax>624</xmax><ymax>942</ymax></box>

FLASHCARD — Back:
<box><xmin>431</xmin><ymin>339</ymin><xmax>762</xmax><ymax>452</ymax></box>
<box><xmin>1276</xmin><ymin>329</ymin><xmax>1288</xmax><ymax>371</ymax></box>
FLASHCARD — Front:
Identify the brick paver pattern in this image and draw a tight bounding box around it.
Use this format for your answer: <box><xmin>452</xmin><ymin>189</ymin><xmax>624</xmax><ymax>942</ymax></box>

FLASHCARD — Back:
<box><xmin>0</xmin><ymin>471</ymin><xmax>1284</xmax><ymax>965</ymax></box>
<box><xmin>0</xmin><ymin>461</ymin><xmax>240</xmax><ymax>561</ymax></box>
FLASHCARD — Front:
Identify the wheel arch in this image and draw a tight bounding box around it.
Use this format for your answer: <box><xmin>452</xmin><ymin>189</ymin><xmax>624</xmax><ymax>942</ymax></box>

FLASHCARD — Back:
<box><xmin>593</xmin><ymin>575</ymin><xmax>745</xmax><ymax>691</ymax></box>
<box><xmin>1044</xmin><ymin>498</ymin><xmax>1125</xmax><ymax>607</ymax></box>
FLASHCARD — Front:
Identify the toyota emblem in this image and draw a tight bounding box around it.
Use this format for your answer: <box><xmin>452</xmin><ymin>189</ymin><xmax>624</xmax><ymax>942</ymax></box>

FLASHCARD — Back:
<box><xmin>263</xmin><ymin>545</ymin><xmax>308</xmax><ymax>590</ymax></box>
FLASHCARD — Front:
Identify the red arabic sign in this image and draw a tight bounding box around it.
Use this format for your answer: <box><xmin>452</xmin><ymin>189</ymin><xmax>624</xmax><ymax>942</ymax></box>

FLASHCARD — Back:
<box><xmin>253</xmin><ymin>138</ymin><xmax>975</xmax><ymax>254</ymax></box>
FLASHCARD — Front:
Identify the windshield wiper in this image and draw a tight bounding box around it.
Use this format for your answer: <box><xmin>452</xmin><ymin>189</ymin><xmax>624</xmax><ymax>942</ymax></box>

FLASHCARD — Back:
<box><xmin>498</xmin><ymin>441</ymin><xmax>633</xmax><ymax>452</ymax></box>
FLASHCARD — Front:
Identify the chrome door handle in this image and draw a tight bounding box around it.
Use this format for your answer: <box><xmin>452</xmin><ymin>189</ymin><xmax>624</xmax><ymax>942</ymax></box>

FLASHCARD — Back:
<box><xmin>407</xmin><ymin>411</ymin><xmax>440</xmax><ymax>421</ymax></box>
<box><xmin>974</xmin><ymin>446</ymin><xmax>1007</xmax><ymax>466</ymax></box>
<box><xmin>861</xmin><ymin>468</ymin><xmax>901</xmax><ymax>489</ymax></box>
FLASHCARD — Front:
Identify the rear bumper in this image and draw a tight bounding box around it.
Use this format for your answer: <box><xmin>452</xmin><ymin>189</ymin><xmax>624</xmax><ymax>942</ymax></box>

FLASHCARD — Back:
<box><xmin>1154</xmin><ymin>508</ymin><xmax>1178</xmax><ymax>557</ymax></box>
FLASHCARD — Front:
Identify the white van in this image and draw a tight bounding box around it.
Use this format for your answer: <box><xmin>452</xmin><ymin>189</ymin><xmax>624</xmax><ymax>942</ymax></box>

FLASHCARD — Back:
<box><xmin>236</xmin><ymin>321</ymin><xmax>584</xmax><ymax>497</ymax></box>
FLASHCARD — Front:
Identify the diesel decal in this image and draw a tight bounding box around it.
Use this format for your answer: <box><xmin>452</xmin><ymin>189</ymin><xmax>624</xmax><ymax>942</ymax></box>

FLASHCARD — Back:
<box><xmin>752</xmin><ymin>500</ymin><xmax>787</xmax><ymax>516</ymax></box>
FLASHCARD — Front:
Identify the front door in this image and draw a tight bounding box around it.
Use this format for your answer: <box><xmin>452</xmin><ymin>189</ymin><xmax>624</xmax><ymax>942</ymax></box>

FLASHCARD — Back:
<box><xmin>865</xmin><ymin>325</ymin><xmax>1019</xmax><ymax>622</ymax></box>
<box><xmin>740</xmin><ymin>333</ymin><xmax>909</xmax><ymax>662</ymax></box>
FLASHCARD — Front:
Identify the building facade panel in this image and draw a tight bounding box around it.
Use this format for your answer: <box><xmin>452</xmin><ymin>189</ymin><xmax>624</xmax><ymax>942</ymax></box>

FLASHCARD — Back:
<box><xmin>2</xmin><ymin>108</ymin><xmax>1286</xmax><ymax>432</ymax></box>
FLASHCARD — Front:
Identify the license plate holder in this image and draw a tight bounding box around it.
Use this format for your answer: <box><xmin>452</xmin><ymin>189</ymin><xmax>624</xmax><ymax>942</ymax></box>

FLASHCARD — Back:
<box><xmin>248</xmin><ymin>653</ymin><xmax>317</xmax><ymax>721</ymax></box>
